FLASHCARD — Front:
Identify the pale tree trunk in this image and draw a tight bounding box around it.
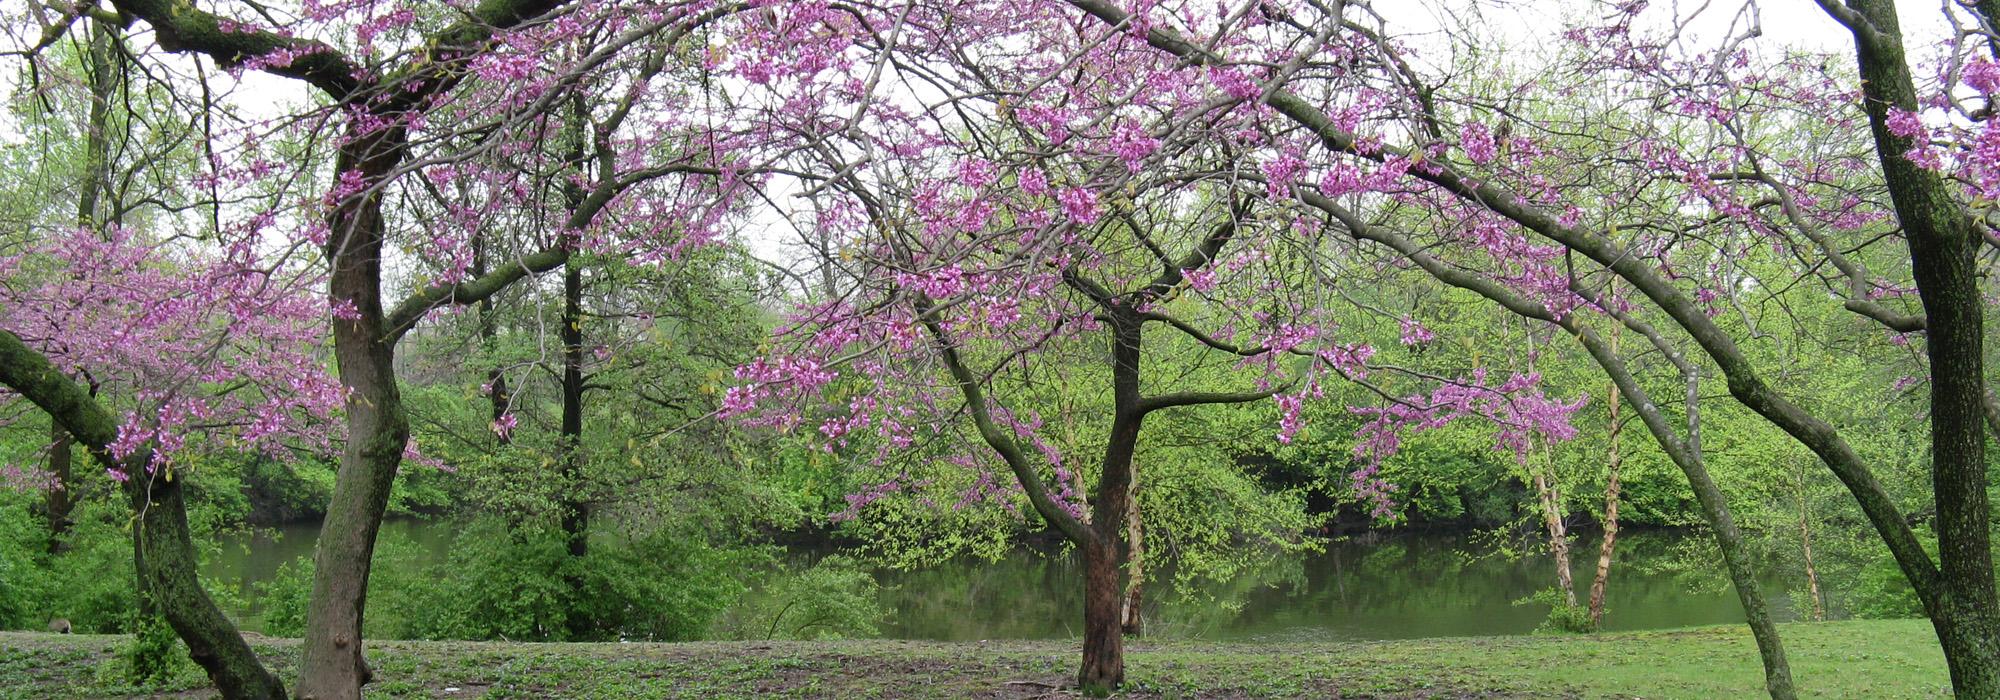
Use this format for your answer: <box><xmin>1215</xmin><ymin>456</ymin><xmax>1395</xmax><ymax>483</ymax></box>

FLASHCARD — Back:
<box><xmin>1796</xmin><ymin>462</ymin><xmax>1825</xmax><ymax>622</ymax></box>
<box><xmin>1121</xmin><ymin>476</ymin><xmax>1144</xmax><ymax>637</ymax></box>
<box><xmin>1534</xmin><ymin>466</ymin><xmax>1576</xmax><ymax>606</ymax></box>
<box><xmin>1587</xmin><ymin>324</ymin><xmax>1625</xmax><ymax>629</ymax></box>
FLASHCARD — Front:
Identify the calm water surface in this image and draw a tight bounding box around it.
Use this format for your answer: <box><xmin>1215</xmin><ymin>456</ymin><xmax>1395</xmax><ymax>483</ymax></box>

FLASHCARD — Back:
<box><xmin>208</xmin><ymin>524</ymin><xmax>1791</xmax><ymax>641</ymax></box>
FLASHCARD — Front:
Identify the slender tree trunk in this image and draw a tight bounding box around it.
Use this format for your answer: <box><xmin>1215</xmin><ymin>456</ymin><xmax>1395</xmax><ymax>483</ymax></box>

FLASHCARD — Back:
<box><xmin>1292</xmin><ymin>206</ymin><xmax>1799</xmax><ymax>697</ymax></box>
<box><xmin>1120</xmin><ymin>481</ymin><xmax>1144</xmax><ymax>638</ymax></box>
<box><xmin>298</xmin><ymin>127</ymin><xmax>411</xmax><ymax>700</ymax></box>
<box><xmin>1588</xmin><ymin>324</ymin><xmax>1625</xmax><ymax>629</ymax></box>
<box><xmin>471</xmin><ymin>232</ymin><xmax>513</xmax><ymax>446</ymax></box>
<box><xmin>1796</xmin><ymin>463</ymin><xmax>1825</xmax><ymax>622</ymax></box>
<box><xmin>1533</xmin><ymin>468</ymin><xmax>1576</xmax><ymax>606</ymax></box>
<box><xmin>45</xmin><ymin>16</ymin><xmax>119</xmax><ymax>555</ymax></box>
<box><xmin>45</xmin><ymin>425</ymin><xmax>75</xmax><ymax>554</ymax></box>
<box><xmin>1586</xmin><ymin>392</ymin><xmax>1622</xmax><ymax>629</ymax></box>
<box><xmin>558</xmin><ymin>255</ymin><xmax>592</xmax><ymax>639</ymax></box>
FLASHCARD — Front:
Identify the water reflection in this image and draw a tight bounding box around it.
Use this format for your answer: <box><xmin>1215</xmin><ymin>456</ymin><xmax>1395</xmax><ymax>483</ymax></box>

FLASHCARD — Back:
<box><xmin>210</xmin><ymin>525</ymin><xmax>1791</xmax><ymax>641</ymax></box>
<box><xmin>870</xmin><ymin>531</ymin><xmax>1795</xmax><ymax>642</ymax></box>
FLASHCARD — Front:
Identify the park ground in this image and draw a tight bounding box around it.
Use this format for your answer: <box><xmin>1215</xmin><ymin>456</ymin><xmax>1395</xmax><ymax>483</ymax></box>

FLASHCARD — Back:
<box><xmin>0</xmin><ymin>618</ymin><xmax>1950</xmax><ymax>699</ymax></box>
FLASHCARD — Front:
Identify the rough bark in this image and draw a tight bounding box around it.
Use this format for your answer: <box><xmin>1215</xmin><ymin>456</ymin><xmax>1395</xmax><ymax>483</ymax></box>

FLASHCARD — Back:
<box><xmin>45</xmin><ymin>423</ymin><xmax>75</xmax><ymax>554</ymax></box>
<box><xmin>1121</xmin><ymin>483</ymin><xmax>1144</xmax><ymax>638</ymax></box>
<box><xmin>298</xmin><ymin>126</ymin><xmax>410</xmax><ymax>700</ymax></box>
<box><xmin>1079</xmin><ymin>311</ymin><xmax>1143</xmax><ymax>691</ymax></box>
<box><xmin>1826</xmin><ymin>2</ymin><xmax>2000</xmax><ymax>693</ymax></box>
<box><xmin>0</xmin><ymin>330</ymin><xmax>285</xmax><ymax>699</ymax></box>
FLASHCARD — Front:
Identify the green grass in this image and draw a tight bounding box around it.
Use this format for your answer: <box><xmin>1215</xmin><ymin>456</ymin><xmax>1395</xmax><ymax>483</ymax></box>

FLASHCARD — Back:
<box><xmin>0</xmin><ymin>619</ymin><xmax>1950</xmax><ymax>698</ymax></box>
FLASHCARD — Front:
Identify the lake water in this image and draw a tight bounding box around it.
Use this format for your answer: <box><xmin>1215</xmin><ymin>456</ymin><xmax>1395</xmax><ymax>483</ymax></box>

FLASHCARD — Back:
<box><xmin>206</xmin><ymin>523</ymin><xmax>1796</xmax><ymax>642</ymax></box>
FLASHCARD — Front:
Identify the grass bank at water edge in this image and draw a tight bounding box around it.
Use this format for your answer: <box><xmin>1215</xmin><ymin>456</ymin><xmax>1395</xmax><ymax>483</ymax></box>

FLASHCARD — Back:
<box><xmin>0</xmin><ymin>619</ymin><xmax>1949</xmax><ymax>698</ymax></box>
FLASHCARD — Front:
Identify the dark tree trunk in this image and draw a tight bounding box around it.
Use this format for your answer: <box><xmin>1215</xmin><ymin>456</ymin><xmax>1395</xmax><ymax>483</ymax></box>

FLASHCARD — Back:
<box><xmin>556</xmin><ymin>101</ymin><xmax>592</xmax><ymax>639</ymax></box>
<box><xmin>472</xmin><ymin>232</ymin><xmax>513</xmax><ymax>446</ymax></box>
<box><xmin>1079</xmin><ymin>311</ymin><xmax>1143</xmax><ymax>691</ymax></box>
<box><xmin>46</xmin><ymin>16</ymin><xmax>119</xmax><ymax>555</ymax></box>
<box><xmin>0</xmin><ymin>329</ymin><xmax>285</xmax><ymax>699</ymax></box>
<box><xmin>1836</xmin><ymin>2</ymin><xmax>2000</xmax><ymax>694</ymax></box>
<box><xmin>558</xmin><ymin>255</ymin><xmax>591</xmax><ymax>639</ymax></box>
<box><xmin>45</xmin><ymin>424</ymin><xmax>75</xmax><ymax>554</ymax></box>
<box><xmin>125</xmin><ymin>473</ymin><xmax>288</xmax><ymax>699</ymax></box>
<box><xmin>298</xmin><ymin>126</ymin><xmax>411</xmax><ymax>700</ymax></box>
<box><xmin>1079</xmin><ymin>539</ymin><xmax>1127</xmax><ymax>692</ymax></box>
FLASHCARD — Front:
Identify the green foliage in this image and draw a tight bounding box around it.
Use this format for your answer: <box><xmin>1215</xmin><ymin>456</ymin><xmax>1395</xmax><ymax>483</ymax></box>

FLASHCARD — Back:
<box><xmin>252</xmin><ymin>556</ymin><xmax>313</xmax><ymax>637</ymax></box>
<box><xmin>0</xmin><ymin>493</ymin><xmax>137</xmax><ymax>634</ymax></box>
<box><xmin>121</xmin><ymin>613</ymin><xmax>189</xmax><ymax>686</ymax></box>
<box><xmin>1516</xmin><ymin>588</ymin><xmax>1592</xmax><ymax>634</ymax></box>
<box><xmin>714</xmin><ymin>554</ymin><xmax>883</xmax><ymax>641</ymax></box>
<box><xmin>255</xmin><ymin>517</ymin><xmax>754</xmax><ymax>642</ymax></box>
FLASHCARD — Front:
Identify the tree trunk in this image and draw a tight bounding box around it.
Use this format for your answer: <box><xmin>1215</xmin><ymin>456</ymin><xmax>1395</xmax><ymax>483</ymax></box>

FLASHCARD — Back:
<box><xmin>1289</xmin><ymin>128</ymin><xmax>1800</xmax><ymax>700</ymax></box>
<box><xmin>46</xmin><ymin>15</ymin><xmax>119</xmax><ymax>556</ymax></box>
<box><xmin>1587</xmin><ymin>330</ymin><xmax>1625</xmax><ymax>629</ymax></box>
<box><xmin>126</xmin><ymin>470</ymin><xmax>287</xmax><ymax>699</ymax></box>
<box><xmin>472</xmin><ymin>232</ymin><xmax>513</xmax><ymax>446</ymax></box>
<box><xmin>45</xmin><ymin>424</ymin><xmax>75</xmax><ymax>554</ymax></box>
<box><xmin>1795</xmin><ymin>462</ymin><xmax>1825</xmax><ymax>622</ymax></box>
<box><xmin>1079</xmin><ymin>539</ymin><xmax>1127</xmax><ymax>692</ymax></box>
<box><xmin>297</xmin><ymin>127</ymin><xmax>411</xmax><ymax>700</ymax></box>
<box><xmin>0</xmin><ymin>332</ymin><xmax>285</xmax><ymax>699</ymax></box>
<box><xmin>1120</xmin><ymin>485</ymin><xmax>1143</xmax><ymax>638</ymax></box>
<box><xmin>1533</xmin><ymin>469</ymin><xmax>1576</xmax><ymax>606</ymax></box>
<box><xmin>1833</xmin><ymin>3</ymin><xmax>2000</xmax><ymax>695</ymax></box>
<box><xmin>1079</xmin><ymin>312</ymin><xmax>1144</xmax><ymax>691</ymax></box>
<box><xmin>558</xmin><ymin>255</ymin><xmax>591</xmax><ymax>640</ymax></box>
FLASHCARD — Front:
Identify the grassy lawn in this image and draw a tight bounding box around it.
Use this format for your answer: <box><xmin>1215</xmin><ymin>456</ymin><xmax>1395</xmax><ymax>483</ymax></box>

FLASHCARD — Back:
<box><xmin>0</xmin><ymin>619</ymin><xmax>1949</xmax><ymax>699</ymax></box>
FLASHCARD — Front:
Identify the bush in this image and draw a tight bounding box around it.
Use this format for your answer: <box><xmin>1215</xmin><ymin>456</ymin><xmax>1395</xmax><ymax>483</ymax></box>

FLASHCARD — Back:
<box><xmin>714</xmin><ymin>554</ymin><xmax>883</xmax><ymax>641</ymax></box>
<box><xmin>1517</xmin><ymin>588</ymin><xmax>1593</xmax><ymax>634</ymax></box>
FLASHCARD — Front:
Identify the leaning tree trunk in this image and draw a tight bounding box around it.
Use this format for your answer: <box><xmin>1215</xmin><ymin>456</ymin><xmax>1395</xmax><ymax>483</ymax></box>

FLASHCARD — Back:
<box><xmin>297</xmin><ymin>127</ymin><xmax>412</xmax><ymax>700</ymax></box>
<box><xmin>126</xmin><ymin>472</ymin><xmax>288</xmax><ymax>699</ymax></box>
<box><xmin>1292</xmin><ymin>198</ymin><xmax>1799</xmax><ymax>698</ymax></box>
<box><xmin>0</xmin><ymin>329</ymin><xmax>285</xmax><ymax>699</ymax></box>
